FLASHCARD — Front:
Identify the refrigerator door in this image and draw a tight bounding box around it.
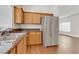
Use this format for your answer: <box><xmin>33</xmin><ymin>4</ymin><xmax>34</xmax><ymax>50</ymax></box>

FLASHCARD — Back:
<box><xmin>42</xmin><ymin>16</ymin><xmax>52</xmax><ymax>47</ymax></box>
<box><xmin>41</xmin><ymin>16</ymin><xmax>59</xmax><ymax>47</ymax></box>
<box><xmin>50</xmin><ymin>16</ymin><xmax>59</xmax><ymax>45</ymax></box>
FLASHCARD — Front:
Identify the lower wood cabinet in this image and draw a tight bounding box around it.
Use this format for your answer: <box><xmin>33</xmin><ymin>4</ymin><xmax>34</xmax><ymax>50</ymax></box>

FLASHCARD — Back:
<box><xmin>28</xmin><ymin>31</ymin><xmax>42</xmax><ymax>45</ymax></box>
<box><xmin>10</xmin><ymin>35</ymin><xmax>27</xmax><ymax>54</ymax></box>
<box><xmin>10</xmin><ymin>47</ymin><xmax>16</xmax><ymax>54</ymax></box>
<box><xmin>17</xmin><ymin>38</ymin><xmax>24</xmax><ymax>54</ymax></box>
<box><xmin>17</xmin><ymin>35</ymin><xmax>27</xmax><ymax>54</ymax></box>
<box><xmin>10</xmin><ymin>31</ymin><xmax>42</xmax><ymax>54</ymax></box>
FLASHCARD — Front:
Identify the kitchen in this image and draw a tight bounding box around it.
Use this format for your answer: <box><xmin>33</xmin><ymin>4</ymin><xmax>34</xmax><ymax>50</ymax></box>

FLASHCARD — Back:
<box><xmin>0</xmin><ymin>5</ymin><xmax>59</xmax><ymax>54</ymax></box>
<box><xmin>0</xmin><ymin>0</ymin><xmax>79</xmax><ymax>59</ymax></box>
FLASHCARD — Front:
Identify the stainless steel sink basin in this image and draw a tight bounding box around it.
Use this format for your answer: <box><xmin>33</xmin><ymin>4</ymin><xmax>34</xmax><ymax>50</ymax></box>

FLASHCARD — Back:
<box><xmin>0</xmin><ymin>36</ymin><xmax>16</xmax><ymax>42</ymax></box>
<box><xmin>0</xmin><ymin>32</ymin><xmax>25</xmax><ymax>43</ymax></box>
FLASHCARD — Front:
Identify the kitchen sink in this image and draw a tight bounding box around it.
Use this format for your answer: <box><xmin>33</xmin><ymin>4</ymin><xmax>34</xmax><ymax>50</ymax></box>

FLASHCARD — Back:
<box><xmin>0</xmin><ymin>32</ymin><xmax>26</xmax><ymax>44</ymax></box>
<box><xmin>0</xmin><ymin>35</ymin><xmax>16</xmax><ymax>43</ymax></box>
<box><xmin>0</xmin><ymin>36</ymin><xmax>14</xmax><ymax>49</ymax></box>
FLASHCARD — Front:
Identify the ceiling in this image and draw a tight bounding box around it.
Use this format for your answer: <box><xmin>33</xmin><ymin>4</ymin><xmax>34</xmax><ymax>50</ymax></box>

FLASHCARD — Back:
<box><xmin>58</xmin><ymin>5</ymin><xmax>79</xmax><ymax>17</ymax></box>
<box><xmin>18</xmin><ymin>5</ymin><xmax>79</xmax><ymax>17</ymax></box>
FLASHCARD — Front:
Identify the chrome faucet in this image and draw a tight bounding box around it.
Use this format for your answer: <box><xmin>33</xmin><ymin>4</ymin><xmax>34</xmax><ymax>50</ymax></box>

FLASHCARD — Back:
<box><xmin>0</xmin><ymin>31</ymin><xmax>10</xmax><ymax>36</ymax></box>
<box><xmin>0</xmin><ymin>31</ymin><xmax>5</xmax><ymax>36</ymax></box>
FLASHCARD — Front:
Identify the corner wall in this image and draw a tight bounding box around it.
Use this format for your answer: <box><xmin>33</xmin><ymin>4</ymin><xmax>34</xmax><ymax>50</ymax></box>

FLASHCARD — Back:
<box><xmin>0</xmin><ymin>5</ymin><xmax>13</xmax><ymax>30</ymax></box>
<box><xmin>60</xmin><ymin>12</ymin><xmax>79</xmax><ymax>38</ymax></box>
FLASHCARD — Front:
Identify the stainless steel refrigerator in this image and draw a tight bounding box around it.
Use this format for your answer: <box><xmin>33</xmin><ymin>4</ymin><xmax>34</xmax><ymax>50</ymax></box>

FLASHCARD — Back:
<box><xmin>41</xmin><ymin>16</ymin><xmax>59</xmax><ymax>47</ymax></box>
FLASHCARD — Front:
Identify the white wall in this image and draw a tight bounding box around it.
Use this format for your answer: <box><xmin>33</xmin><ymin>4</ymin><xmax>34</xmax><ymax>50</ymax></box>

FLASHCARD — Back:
<box><xmin>58</xmin><ymin>5</ymin><xmax>79</xmax><ymax>17</ymax></box>
<box><xmin>22</xmin><ymin>5</ymin><xmax>58</xmax><ymax>16</ymax></box>
<box><xmin>59</xmin><ymin>22</ymin><xmax>71</xmax><ymax>32</ymax></box>
<box><xmin>71</xmin><ymin>13</ymin><xmax>79</xmax><ymax>37</ymax></box>
<box><xmin>0</xmin><ymin>5</ymin><xmax>12</xmax><ymax>30</ymax></box>
<box><xmin>60</xmin><ymin>12</ymin><xmax>79</xmax><ymax>38</ymax></box>
<box><xmin>59</xmin><ymin>5</ymin><xmax>79</xmax><ymax>38</ymax></box>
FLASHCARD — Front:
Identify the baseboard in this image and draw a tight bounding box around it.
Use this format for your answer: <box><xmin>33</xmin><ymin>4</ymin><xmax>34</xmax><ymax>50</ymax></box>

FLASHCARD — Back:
<box><xmin>46</xmin><ymin>45</ymin><xmax>59</xmax><ymax>48</ymax></box>
<box><xmin>60</xmin><ymin>32</ymin><xmax>79</xmax><ymax>38</ymax></box>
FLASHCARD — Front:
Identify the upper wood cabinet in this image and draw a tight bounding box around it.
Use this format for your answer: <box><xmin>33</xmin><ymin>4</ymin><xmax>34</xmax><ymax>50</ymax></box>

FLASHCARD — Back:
<box><xmin>14</xmin><ymin>6</ymin><xmax>23</xmax><ymax>24</ymax></box>
<box><xmin>40</xmin><ymin>14</ymin><xmax>53</xmax><ymax>18</ymax></box>
<box><xmin>24</xmin><ymin>13</ymin><xmax>42</xmax><ymax>24</ymax></box>
<box><xmin>24</xmin><ymin>12</ymin><xmax>53</xmax><ymax>24</ymax></box>
<box><xmin>32</xmin><ymin>13</ymin><xmax>41</xmax><ymax>24</ymax></box>
<box><xmin>14</xmin><ymin>6</ymin><xmax>53</xmax><ymax>24</ymax></box>
<box><xmin>24</xmin><ymin>13</ymin><xmax>33</xmax><ymax>24</ymax></box>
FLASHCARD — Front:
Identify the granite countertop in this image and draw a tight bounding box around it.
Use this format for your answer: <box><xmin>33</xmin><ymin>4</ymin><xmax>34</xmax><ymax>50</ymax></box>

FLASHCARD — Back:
<box><xmin>0</xmin><ymin>31</ymin><xmax>27</xmax><ymax>54</ymax></box>
<box><xmin>6</xmin><ymin>28</ymin><xmax>41</xmax><ymax>33</ymax></box>
<box><xmin>0</xmin><ymin>28</ymin><xmax>41</xmax><ymax>54</ymax></box>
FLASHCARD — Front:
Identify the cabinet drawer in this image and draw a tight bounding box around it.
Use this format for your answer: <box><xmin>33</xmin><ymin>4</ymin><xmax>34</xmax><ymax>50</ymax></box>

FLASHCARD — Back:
<box><xmin>28</xmin><ymin>32</ymin><xmax>41</xmax><ymax>45</ymax></box>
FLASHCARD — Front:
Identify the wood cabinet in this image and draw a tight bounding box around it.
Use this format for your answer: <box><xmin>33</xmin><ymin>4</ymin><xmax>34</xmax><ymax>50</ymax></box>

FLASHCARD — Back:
<box><xmin>24</xmin><ymin>13</ymin><xmax>41</xmax><ymax>24</ymax></box>
<box><xmin>10</xmin><ymin>35</ymin><xmax>27</xmax><ymax>54</ymax></box>
<box><xmin>17</xmin><ymin>39</ymin><xmax>24</xmax><ymax>54</ymax></box>
<box><xmin>24</xmin><ymin>12</ymin><xmax>53</xmax><ymax>24</ymax></box>
<box><xmin>32</xmin><ymin>13</ymin><xmax>41</xmax><ymax>24</ymax></box>
<box><xmin>9</xmin><ymin>31</ymin><xmax>42</xmax><ymax>54</ymax></box>
<box><xmin>24</xmin><ymin>13</ymin><xmax>33</xmax><ymax>24</ymax></box>
<box><xmin>23</xmin><ymin>35</ymin><xmax>27</xmax><ymax>54</ymax></box>
<box><xmin>14</xmin><ymin>6</ymin><xmax>23</xmax><ymax>24</ymax></box>
<box><xmin>40</xmin><ymin>14</ymin><xmax>53</xmax><ymax>19</ymax></box>
<box><xmin>10</xmin><ymin>47</ymin><xmax>16</xmax><ymax>54</ymax></box>
<box><xmin>28</xmin><ymin>32</ymin><xmax>42</xmax><ymax>45</ymax></box>
<box><xmin>14</xmin><ymin>6</ymin><xmax>53</xmax><ymax>24</ymax></box>
<box><xmin>17</xmin><ymin>35</ymin><xmax>27</xmax><ymax>54</ymax></box>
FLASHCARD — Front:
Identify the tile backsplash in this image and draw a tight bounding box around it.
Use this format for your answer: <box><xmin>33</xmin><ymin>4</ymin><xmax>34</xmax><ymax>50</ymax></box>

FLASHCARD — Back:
<box><xmin>13</xmin><ymin>24</ymin><xmax>41</xmax><ymax>29</ymax></box>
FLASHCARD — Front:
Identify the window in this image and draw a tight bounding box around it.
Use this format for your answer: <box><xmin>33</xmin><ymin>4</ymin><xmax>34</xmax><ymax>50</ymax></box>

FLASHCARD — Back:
<box><xmin>59</xmin><ymin>22</ymin><xmax>71</xmax><ymax>32</ymax></box>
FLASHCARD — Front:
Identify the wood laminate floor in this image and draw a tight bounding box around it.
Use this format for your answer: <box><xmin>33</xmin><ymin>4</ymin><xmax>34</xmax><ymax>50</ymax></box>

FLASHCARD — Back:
<box><xmin>27</xmin><ymin>35</ymin><xmax>79</xmax><ymax>54</ymax></box>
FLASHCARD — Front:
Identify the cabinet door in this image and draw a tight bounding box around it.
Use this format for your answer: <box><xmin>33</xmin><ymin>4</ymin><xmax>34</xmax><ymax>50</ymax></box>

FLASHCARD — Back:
<box><xmin>35</xmin><ymin>32</ymin><xmax>41</xmax><ymax>44</ymax></box>
<box><xmin>23</xmin><ymin>35</ymin><xmax>27</xmax><ymax>54</ymax></box>
<box><xmin>24</xmin><ymin>13</ymin><xmax>33</xmax><ymax>24</ymax></box>
<box><xmin>32</xmin><ymin>13</ymin><xmax>41</xmax><ymax>24</ymax></box>
<box><xmin>28</xmin><ymin>32</ymin><xmax>41</xmax><ymax>45</ymax></box>
<box><xmin>10</xmin><ymin>47</ymin><xmax>16</xmax><ymax>54</ymax></box>
<box><xmin>29</xmin><ymin>32</ymin><xmax>36</xmax><ymax>45</ymax></box>
<box><xmin>17</xmin><ymin>39</ymin><xmax>24</xmax><ymax>54</ymax></box>
<box><xmin>17</xmin><ymin>35</ymin><xmax>27</xmax><ymax>54</ymax></box>
<box><xmin>14</xmin><ymin>7</ymin><xmax>23</xmax><ymax>23</ymax></box>
<box><xmin>21</xmin><ymin>9</ymin><xmax>24</xmax><ymax>22</ymax></box>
